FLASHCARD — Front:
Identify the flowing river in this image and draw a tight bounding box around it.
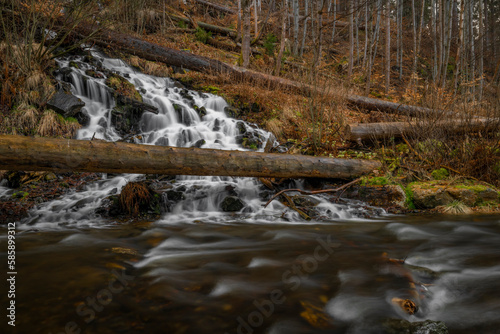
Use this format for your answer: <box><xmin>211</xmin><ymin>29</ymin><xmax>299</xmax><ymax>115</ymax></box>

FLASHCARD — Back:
<box><xmin>1</xmin><ymin>51</ymin><xmax>500</xmax><ymax>334</ymax></box>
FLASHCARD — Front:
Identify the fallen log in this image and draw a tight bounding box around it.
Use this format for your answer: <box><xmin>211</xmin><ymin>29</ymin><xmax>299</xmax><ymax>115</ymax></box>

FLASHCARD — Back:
<box><xmin>75</xmin><ymin>24</ymin><xmax>446</xmax><ymax>116</ymax></box>
<box><xmin>346</xmin><ymin>118</ymin><xmax>499</xmax><ymax>142</ymax></box>
<box><xmin>168</xmin><ymin>14</ymin><xmax>237</xmax><ymax>37</ymax></box>
<box><xmin>345</xmin><ymin>95</ymin><xmax>445</xmax><ymax>117</ymax></box>
<box><xmin>191</xmin><ymin>0</ymin><xmax>237</xmax><ymax>15</ymax></box>
<box><xmin>0</xmin><ymin>135</ymin><xmax>381</xmax><ymax>178</ymax></box>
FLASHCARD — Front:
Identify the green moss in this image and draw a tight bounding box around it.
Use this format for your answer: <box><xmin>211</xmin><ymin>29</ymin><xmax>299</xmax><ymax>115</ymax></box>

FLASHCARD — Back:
<box><xmin>65</xmin><ymin>117</ymin><xmax>79</xmax><ymax>123</ymax></box>
<box><xmin>105</xmin><ymin>74</ymin><xmax>142</xmax><ymax>102</ymax></box>
<box><xmin>455</xmin><ymin>184</ymin><xmax>490</xmax><ymax>192</ymax></box>
<box><xmin>12</xmin><ymin>191</ymin><xmax>29</xmax><ymax>200</ymax></box>
<box><xmin>404</xmin><ymin>185</ymin><xmax>416</xmax><ymax>210</ymax></box>
<box><xmin>361</xmin><ymin>176</ymin><xmax>390</xmax><ymax>186</ymax></box>
<box><xmin>203</xmin><ymin>85</ymin><xmax>220</xmax><ymax>94</ymax></box>
<box><xmin>431</xmin><ymin>168</ymin><xmax>449</xmax><ymax>180</ymax></box>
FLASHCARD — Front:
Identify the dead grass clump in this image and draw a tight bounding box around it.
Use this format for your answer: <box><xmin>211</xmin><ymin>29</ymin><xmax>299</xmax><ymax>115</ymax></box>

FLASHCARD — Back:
<box><xmin>144</xmin><ymin>61</ymin><xmax>172</xmax><ymax>77</ymax></box>
<box><xmin>17</xmin><ymin>103</ymin><xmax>40</xmax><ymax>133</ymax></box>
<box><xmin>265</xmin><ymin>118</ymin><xmax>284</xmax><ymax>139</ymax></box>
<box><xmin>37</xmin><ymin>109</ymin><xmax>63</xmax><ymax>137</ymax></box>
<box><xmin>119</xmin><ymin>182</ymin><xmax>153</xmax><ymax>216</ymax></box>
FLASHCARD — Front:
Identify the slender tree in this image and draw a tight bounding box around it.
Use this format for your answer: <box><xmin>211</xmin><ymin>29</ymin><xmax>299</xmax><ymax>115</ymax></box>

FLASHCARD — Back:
<box><xmin>385</xmin><ymin>0</ymin><xmax>390</xmax><ymax>94</ymax></box>
<box><xmin>242</xmin><ymin>0</ymin><xmax>252</xmax><ymax>68</ymax></box>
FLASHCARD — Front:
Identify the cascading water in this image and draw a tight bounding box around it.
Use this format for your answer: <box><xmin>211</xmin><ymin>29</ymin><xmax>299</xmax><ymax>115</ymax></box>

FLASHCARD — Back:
<box><xmin>17</xmin><ymin>49</ymin><xmax>382</xmax><ymax>229</ymax></box>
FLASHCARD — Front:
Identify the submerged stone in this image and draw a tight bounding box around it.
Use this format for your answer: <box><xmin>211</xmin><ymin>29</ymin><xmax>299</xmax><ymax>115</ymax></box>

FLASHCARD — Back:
<box><xmin>383</xmin><ymin>319</ymin><xmax>448</xmax><ymax>334</ymax></box>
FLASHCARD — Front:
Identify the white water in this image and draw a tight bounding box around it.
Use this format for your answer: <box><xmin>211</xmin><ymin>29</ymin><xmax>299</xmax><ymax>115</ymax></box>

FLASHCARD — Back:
<box><xmin>15</xmin><ymin>50</ymin><xmax>383</xmax><ymax>229</ymax></box>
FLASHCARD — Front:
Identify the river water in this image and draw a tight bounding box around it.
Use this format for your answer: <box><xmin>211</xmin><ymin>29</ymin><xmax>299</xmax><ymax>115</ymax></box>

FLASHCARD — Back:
<box><xmin>1</xmin><ymin>51</ymin><xmax>500</xmax><ymax>333</ymax></box>
<box><xmin>2</xmin><ymin>215</ymin><xmax>500</xmax><ymax>333</ymax></box>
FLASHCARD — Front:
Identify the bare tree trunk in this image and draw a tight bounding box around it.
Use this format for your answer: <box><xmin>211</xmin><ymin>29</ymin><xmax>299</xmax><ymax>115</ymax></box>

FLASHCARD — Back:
<box><xmin>242</xmin><ymin>1</ymin><xmax>251</xmax><ymax>68</ymax></box>
<box><xmin>237</xmin><ymin>0</ymin><xmax>242</xmax><ymax>40</ymax></box>
<box><xmin>478</xmin><ymin>0</ymin><xmax>485</xmax><ymax>99</ymax></box>
<box><xmin>254</xmin><ymin>0</ymin><xmax>258</xmax><ymax>38</ymax></box>
<box><xmin>412</xmin><ymin>0</ymin><xmax>418</xmax><ymax>73</ymax></box>
<box><xmin>362</xmin><ymin>0</ymin><xmax>368</xmax><ymax>70</ymax></box>
<box><xmin>453</xmin><ymin>0</ymin><xmax>465</xmax><ymax>92</ymax></box>
<box><xmin>432</xmin><ymin>0</ymin><xmax>438</xmax><ymax>80</ymax></box>
<box><xmin>292</xmin><ymin>0</ymin><xmax>299</xmax><ymax>55</ymax></box>
<box><xmin>275</xmin><ymin>0</ymin><xmax>288</xmax><ymax>75</ymax></box>
<box><xmin>331</xmin><ymin>0</ymin><xmax>336</xmax><ymax>43</ymax></box>
<box><xmin>299</xmin><ymin>0</ymin><xmax>309</xmax><ymax>57</ymax></box>
<box><xmin>348</xmin><ymin>0</ymin><xmax>354</xmax><ymax>78</ymax></box>
<box><xmin>469</xmin><ymin>0</ymin><xmax>476</xmax><ymax>98</ymax></box>
<box><xmin>385</xmin><ymin>0</ymin><xmax>390</xmax><ymax>94</ymax></box>
<box><xmin>416</xmin><ymin>0</ymin><xmax>426</xmax><ymax>70</ymax></box>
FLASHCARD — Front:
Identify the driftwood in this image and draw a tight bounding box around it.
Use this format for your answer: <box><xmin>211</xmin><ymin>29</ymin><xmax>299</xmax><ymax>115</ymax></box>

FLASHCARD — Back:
<box><xmin>346</xmin><ymin>118</ymin><xmax>499</xmax><ymax>142</ymax></box>
<box><xmin>191</xmin><ymin>0</ymin><xmax>237</xmax><ymax>15</ymax></box>
<box><xmin>0</xmin><ymin>135</ymin><xmax>381</xmax><ymax>178</ymax></box>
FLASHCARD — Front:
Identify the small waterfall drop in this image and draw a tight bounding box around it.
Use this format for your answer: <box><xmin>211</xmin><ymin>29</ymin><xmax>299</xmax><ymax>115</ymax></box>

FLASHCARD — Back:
<box><xmin>18</xmin><ymin>50</ymin><xmax>382</xmax><ymax>229</ymax></box>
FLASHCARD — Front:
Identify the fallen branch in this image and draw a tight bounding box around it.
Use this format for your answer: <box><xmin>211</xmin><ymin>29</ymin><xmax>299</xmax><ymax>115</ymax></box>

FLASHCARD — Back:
<box><xmin>264</xmin><ymin>178</ymin><xmax>362</xmax><ymax>208</ymax></box>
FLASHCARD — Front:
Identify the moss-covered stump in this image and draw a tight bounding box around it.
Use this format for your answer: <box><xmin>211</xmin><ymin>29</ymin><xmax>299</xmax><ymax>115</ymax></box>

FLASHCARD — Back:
<box><xmin>408</xmin><ymin>181</ymin><xmax>500</xmax><ymax>210</ymax></box>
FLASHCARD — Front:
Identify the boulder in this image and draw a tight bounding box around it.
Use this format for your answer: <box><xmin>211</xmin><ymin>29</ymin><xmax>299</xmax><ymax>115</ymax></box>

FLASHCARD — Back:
<box><xmin>220</xmin><ymin>196</ymin><xmax>245</xmax><ymax>212</ymax></box>
<box><xmin>342</xmin><ymin>185</ymin><xmax>407</xmax><ymax>209</ymax></box>
<box><xmin>111</xmin><ymin>95</ymin><xmax>158</xmax><ymax>135</ymax></box>
<box><xmin>410</xmin><ymin>184</ymin><xmax>454</xmax><ymax>209</ymax></box>
<box><xmin>47</xmin><ymin>91</ymin><xmax>85</xmax><ymax>118</ymax></box>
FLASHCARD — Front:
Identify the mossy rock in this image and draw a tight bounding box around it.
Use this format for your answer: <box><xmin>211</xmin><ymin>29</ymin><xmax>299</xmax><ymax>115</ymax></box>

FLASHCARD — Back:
<box><xmin>409</xmin><ymin>181</ymin><xmax>500</xmax><ymax>209</ymax></box>
<box><xmin>105</xmin><ymin>73</ymin><xmax>142</xmax><ymax>102</ymax></box>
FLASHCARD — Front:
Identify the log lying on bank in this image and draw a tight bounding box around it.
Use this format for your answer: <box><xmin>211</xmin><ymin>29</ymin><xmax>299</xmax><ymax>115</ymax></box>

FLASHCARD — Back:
<box><xmin>191</xmin><ymin>0</ymin><xmax>237</xmax><ymax>14</ymax></box>
<box><xmin>347</xmin><ymin>118</ymin><xmax>499</xmax><ymax>142</ymax></box>
<box><xmin>75</xmin><ymin>24</ymin><xmax>443</xmax><ymax>117</ymax></box>
<box><xmin>168</xmin><ymin>14</ymin><xmax>237</xmax><ymax>37</ymax></box>
<box><xmin>345</xmin><ymin>95</ymin><xmax>443</xmax><ymax>117</ymax></box>
<box><xmin>0</xmin><ymin>135</ymin><xmax>381</xmax><ymax>178</ymax></box>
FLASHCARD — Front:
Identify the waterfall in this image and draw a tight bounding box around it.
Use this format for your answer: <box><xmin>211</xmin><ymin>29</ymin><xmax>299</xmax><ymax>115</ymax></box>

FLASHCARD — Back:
<box><xmin>17</xmin><ymin>50</ymin><xmax>383</xmax><ymax>229</ymax></box>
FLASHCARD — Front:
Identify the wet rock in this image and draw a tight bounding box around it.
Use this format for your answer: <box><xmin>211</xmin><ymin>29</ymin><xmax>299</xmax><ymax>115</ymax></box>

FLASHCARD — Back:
<box><xmin>213</xmin><ymin>119</ymin><xmax>221</xmax><ymax>131</ymax></box>
<box><xmin>224</xmin><ymin>106</ymin><xmax>239</xmax><ymax>118</ymax></box>
<box><xmin>192</xmin><ymin>139</ymin><xmax>206</xmax><ymax>148</ymax></box>
<box><xmin>106</xmin><ymin>73</ymin><xmax>143</xmax><ymax>102</ymax></box>
<box><xmin>409</xmin><ymin>182</ymin><xmax>500</xmax><ymax>209</ymax></box>
<box><xmin>165</xmin><ymin>190</ymin><xmax>185</xmax><ymax>202</ymax></box>
<box><xmin>179</xmin><ymin>89</ymin><xmax>195</xmax><ymax>106</ymax></box>
<box><xmin>292</xmin><ymin>195</ymin><xmax>321</xmax><ymax>208</ymax></box>
<box><xmin>193</xmin><ymin>105</ymin><xmax>207</xmax><ymax>118</ymax></box>
<box><xmin>155</xmin><ymin>137</ymin><xmax>169</xmax><ymax>146</ymax></box>
<box><xmin>173</xmin><ymin>103</ymin><xmax>195</xmax><ymax>125</ymax></box>
<box><xmin>477</xmin><ymin>188</ymin><xmax>499</xmax><ymax>203</ymax></box>
<box><xmin>111</xmin><ymin>95</ymin><xmax>158</xmax><ymax>135</ymax></box>
<box><xmin>383</xmin><ymin>319</ymin><xmax>448</xmax><ymax>334</ymax></box>
<box><xmin>220</xmin><ymin>196</ymin><xmax>245</xmax><ymax>212</ymax></box>
<box><xmin>410</xmin><ymin>184</ymin><xmax>454</xmax><ymax>209</ymax></box>
<box><xmin>47</xmin><ymin>91</ymin><xmax>85</xmax><ymax>119</ymax></box>
<box><xmin>85</xmin><ymin>69</ymin><xmax>104</xmax><ymax>79</ymax></box>
<box><xmin>97</xmin><ymin>117</ymin><xmax>107</xmax><ymax>128</ymax></box>
<box><xmin>343</xmin><ymin>185</ymin><xmax>407</xmax><ymax>209</ymax></box>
